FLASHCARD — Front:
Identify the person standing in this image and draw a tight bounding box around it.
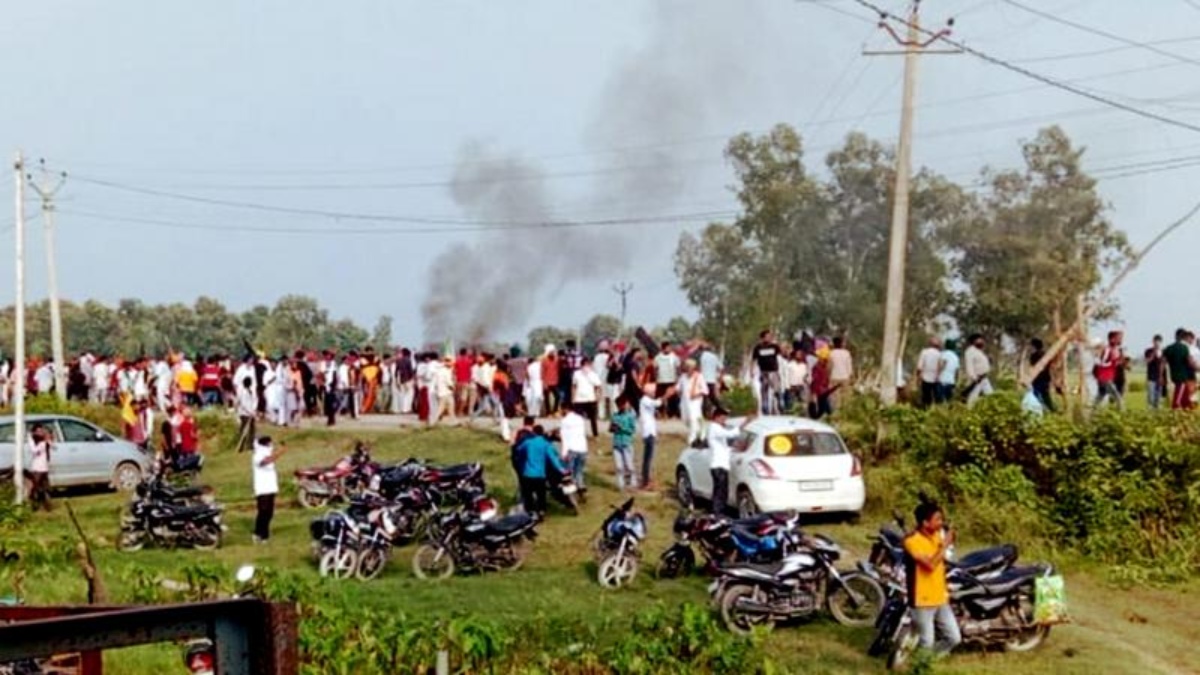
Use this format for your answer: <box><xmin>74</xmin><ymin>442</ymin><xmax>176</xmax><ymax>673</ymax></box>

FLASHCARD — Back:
<box><xmin>235</xmin><ymin>377</ymin><xmax>258</xmax><ymax>452</ymax></box>
<box><xmin>654</xmin><ymin>342</ymin><xmax>682</xmax><ymax>418</ymax></box>
<box><xmin>1145</xmin><ymin>335</ymin><xmax>1167</xmax><ymax>410</ymax></box>
<box><xmin>592</xmin><ymin>342</ymin><xmax>612</xmax><ymax>421</ymax></box>
<box><xmin>516</xmin><ymin>426</ymin><xmax>567</xmax><ymax>516</ymax></box>
<box><xmin>783</xmin><ymin>349</ymin><xmax>809</xmax><ymax>413</ymax></box>
<box><xmin>1163</xmin><ymin>329</ymin><xmax>1195</xmax><ymax>410</ymax></box>
<box><xmin>394</xmin><ymin>348</ymin><xmax>415</xmax><ymax>415</ymax></box>
<box><xmin>1028</xmin><ymin>338</ymin><xmax>1055</xmax><ymax>412</ymax></box>
<box><xmin>705</xmin><ymin>410</ymin><xmax>752</xmax><ymax>515</ymax></box>
<box><xmin>903</xmin><ymin>501</ymin><xmax>962</xmax><ymax>657</ymax></box>
<box><xmin>1093</xmin><ymin>331</ymin><xmax>1123</xmax><ymax>409</ymax></box>
<box><xmin>698</xmin><ymin>342</ymin><xmax>723</xmax><ymax>417</ymax></box>
<box><xmin>916</xmin><ymin>338</ymin><xmax>942</xmax><ymax>408</ymax></box>
<box><xmin>610</xmin><ymin>397</ymin><xmax>638</xmax><ymax>491</ymax></box>
<box><xmin>637</xmin><ymin>383</ymin><xmax>671</xmax><ymax>490</ymax></box>
<box><xmin>431</xmin><ymin>356</ymin><xmax>456</xmax><ymax>426</ymax></box>
<box><xmin>962</xmin><ymin>334</ymin><xmax>993</xmax><ymax>406</ymax></box>
<box><xmin>541</xmin><ymin>345</ymin><xmax>560</xmax><ymax>415</ymax></box>
<box><xmin>251</xmin><ymin>436</ymin><xmax>288</xmax><ymax>544</ymax></box>
<box><xmin>828</xmin><ymin>336</ymin><xmax>854</xmax><ymax>410</ymax></box>
<box><xmin>808</xmin><ymin>347</ymin><xmax>832</xmax><ymax>420</ymax></box>
<box><xmin>525</xmin><ymin>355</ymin><xmax>544</xmax><ymax>418</ymax></box>
<box><xmin>571</xmin><ymin>357</ymin><xmax>602</xmax><ymax>437</ymax></box>
<box><xmin>680</xmin><ymin>360</ymin><xmax>708</xmax><ymax>447</ymax></box>
<box><xmin>560</xmin><ymin>340</ymin><xmax>583</xmax><ymax>410</ymax></box>
<box><xmin>560</xmin><ymin>405</ymin><xmax>589</xmax><ymax>495</ymax></box>
<box><xmin>937</xmin><ymin>339</ymin><xmax>960</xmax><ymax>403</ymax></box>
<box><xmin>27</xmin><ymin>424</ymin><xmax>53</xmax><ymax>512</ymax></box>
<box><xmin>752</xmin><ymin>331</ymin><xmax>782</xmax><ymax>415</ymax></box>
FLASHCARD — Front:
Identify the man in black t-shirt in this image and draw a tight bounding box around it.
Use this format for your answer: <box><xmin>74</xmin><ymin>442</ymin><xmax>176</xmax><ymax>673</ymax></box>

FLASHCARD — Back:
<box><xmin>1145</xmin><ymin>335</ymin><xmax>1167</xmax><ymax>410</ymax></box>
<box><xmin>752</xmin><ymin>330</ymin><xmax>781</xmax><ymax>414</ymax></box>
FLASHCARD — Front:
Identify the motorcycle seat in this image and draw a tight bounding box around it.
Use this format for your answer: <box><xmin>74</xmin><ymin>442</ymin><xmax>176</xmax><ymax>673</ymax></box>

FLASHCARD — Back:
<box><xmin>951</xmin><ymin>544</ymin><xmax>1018</xmax><ymax>575</ymax></box>
<box><xmin>979</xmin><ymin>564</ymin><xmax>1046</xmax><ymax>596</ymax></box>
<box><xmin>158</xmin><ymin>504</ymin><xmax>217</xmax><ymax>519</ymax></box>
<box><xmin>484</xmin><ymin>513</ymin><xmax>533</xmax><ymax>535</ymax></box>
<box><xmin>731</xmin><ymin>526</ymin><xmax>777</xmax><ymax>549</ymax></box>
<box><xmin>432</xmin><ymin>463</ymin><xmax>479</xmax><ymax>482</ymax></box>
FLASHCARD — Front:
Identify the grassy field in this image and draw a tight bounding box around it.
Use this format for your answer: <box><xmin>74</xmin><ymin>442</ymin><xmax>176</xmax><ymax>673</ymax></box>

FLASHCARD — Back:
<box><xmin>3</xmin><ymin>418</ymin><xmax>1198</xmax><ymax>674</ymax></box>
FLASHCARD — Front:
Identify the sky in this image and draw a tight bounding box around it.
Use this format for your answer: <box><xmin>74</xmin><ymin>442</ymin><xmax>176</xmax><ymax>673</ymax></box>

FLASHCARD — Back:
<box><xmin>0</xmin><ymin>0</ymin><xmax>1198</xmax><ymax>350</ymax></box>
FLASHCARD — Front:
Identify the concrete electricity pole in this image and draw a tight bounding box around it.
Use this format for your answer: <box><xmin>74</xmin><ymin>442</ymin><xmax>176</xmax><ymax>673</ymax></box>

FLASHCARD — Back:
<box><xmin>613</xmin><ymin>282</ymin><xmax>633</xmax><ymax>337</ymax></box>
<box><xmin>12</xmin><ymin>152</ymin><xmax>27</xmax><ymax>503</ymax></box>
<box><xmin>28</xmin><ymin>162</ymin><xmax>68</xmax><ymax>401</ymax></box>
<box><xmin>868</xmin><ymin>1</ymin><xmax>955</xmax><ymax>405</ymax></box>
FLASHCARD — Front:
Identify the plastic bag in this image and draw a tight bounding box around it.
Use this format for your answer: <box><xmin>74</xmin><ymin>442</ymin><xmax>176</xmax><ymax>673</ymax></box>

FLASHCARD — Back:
<box><xmin>1034</xmin><ymin>574</ymin><xmax>1068</xmax><ymax>624</ymax></box>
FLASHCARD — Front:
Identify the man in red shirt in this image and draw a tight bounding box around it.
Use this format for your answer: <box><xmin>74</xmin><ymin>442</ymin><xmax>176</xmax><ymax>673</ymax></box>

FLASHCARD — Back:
<box><xmin>199</xmin><ymin>356</ymin><xmax>223</xmax><ymax>408</ymax></box>
<box><xmin>454</xmin><ymin>349</ymin><xmax>474</xmax><ymax>417</ymax></box>
<box><xmin>1093</xmin><ymin>331</ymin><xmax>1124</xmax><ymax>409</ymax></box>
<box><xmin>178</xmin><ymin>406</ymin><xmax>199</xmax><ymax>454</ymax></box>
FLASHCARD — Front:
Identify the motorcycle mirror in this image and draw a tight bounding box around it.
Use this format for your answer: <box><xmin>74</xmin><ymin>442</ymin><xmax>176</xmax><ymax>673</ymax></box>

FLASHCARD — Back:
<box><xmin>234</xmin><ymin>565</ymin><xmax>256</xmax><ymax>584</ymax></box>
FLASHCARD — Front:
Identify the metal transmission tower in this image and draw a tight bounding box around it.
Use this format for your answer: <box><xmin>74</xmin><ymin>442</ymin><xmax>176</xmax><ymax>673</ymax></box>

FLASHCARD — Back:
<box><xmin>613</xmin><ymin>282</ymin><xmax>633</xmax><ymax>338</ymax></box>
<box><xmin>28</xmin><ymin>161</ymin><xmax>68</xmax><ymax>400</ymax></box>
<box><xmin>866</xmin><ymin>0</ymin><xmax>956</xmax><ymax>405</ymax></box>
<box><xmin>12</xmin><ymin>153</ymin><xmax>27</xmax><ymax>503</ymax></box>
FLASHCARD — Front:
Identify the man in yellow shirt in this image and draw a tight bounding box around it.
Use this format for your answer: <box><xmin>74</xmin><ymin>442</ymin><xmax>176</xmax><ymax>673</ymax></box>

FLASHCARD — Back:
<box><xmin>903</xmin><ymin>501</ymin><xmax>962</xmax><ymax>656</ymax></box>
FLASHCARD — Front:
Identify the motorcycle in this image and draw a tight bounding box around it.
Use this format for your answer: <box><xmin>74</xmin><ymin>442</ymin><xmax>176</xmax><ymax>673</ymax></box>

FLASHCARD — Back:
<box><xmin>156</xmin><ymin>453</ymin><xmax>204</xmax><ymax>484</ymax></box>
<box><xmin>657</xmin><ymin>510</ymin><xmax>804</xmax><ymax>578</ymax></box>
<box><xmin>309</xmin><ymin>510</ymin><xmax>364</xmax><ymax>579</ymax></box>
<box><xmin>118</xmin><ymin>489</ymin><xmax>224</xmax><ymax>552</ymax></box>
<box><xmin>883</xmin><ymin>563</ymin><xmax>1058</xmax><ymax>670</ymax></box>
<box><xmin>869</xmin><ymin>511</ymin><xmax>1018</xmax><ymax>584</ymax></box>
<box><xmin>294</xmin><ymin>443</ymin><xmax>379</xmax><ymax>509</ymax></box>
<box><xmin>412</xmin><ymin>508</ymin><xmax>539</xmax><ymax>580</ymax></box>
<box><xmin>593</xmin><ymin>498</ymin><xmax>647</xmax><ymax>589</ymax></box>
<box><xmin>709</xmin><ymin>533</ymin><xmax>885</xmax><ymax>634</ymax></box>
<box><xmin>375</xmin><ymin>459</ymin><xmax>486</xmax><ymax>506</ymax></box>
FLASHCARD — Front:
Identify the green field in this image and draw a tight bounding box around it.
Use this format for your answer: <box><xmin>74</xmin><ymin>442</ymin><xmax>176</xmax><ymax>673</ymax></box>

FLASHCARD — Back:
<box><xmin>3</xmin><ymin>420</ymin><xmax>1198</xmax><ymax>674</ymax></box>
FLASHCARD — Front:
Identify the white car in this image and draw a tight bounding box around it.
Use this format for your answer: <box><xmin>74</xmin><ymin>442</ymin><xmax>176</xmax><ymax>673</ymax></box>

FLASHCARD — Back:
<box><xmin>675</xmin><ymin>416</ymin><xmax>864</xmax><ymax>519</ymax></box>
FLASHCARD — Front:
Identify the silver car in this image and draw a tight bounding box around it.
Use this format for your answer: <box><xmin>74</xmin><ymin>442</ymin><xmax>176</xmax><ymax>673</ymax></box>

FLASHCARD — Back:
<box><xmin>0</xmin><ymin>414</ymin><xmax>151</xmax><ymax>491</ymax></box>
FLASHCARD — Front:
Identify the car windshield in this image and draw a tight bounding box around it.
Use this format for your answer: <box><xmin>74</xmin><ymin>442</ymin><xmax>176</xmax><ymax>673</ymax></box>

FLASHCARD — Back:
<box><xmin>763</xmin><ymin>432</ymin><xmax>845</xmax><ymax>457</ymax></box>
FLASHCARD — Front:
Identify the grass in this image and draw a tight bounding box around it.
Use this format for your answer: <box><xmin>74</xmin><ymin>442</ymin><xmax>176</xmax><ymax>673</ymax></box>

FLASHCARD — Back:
<box><xmin>2</xmin><ymin>416</ymin><xmax>1198</xmax><ymax>674</ymax></box>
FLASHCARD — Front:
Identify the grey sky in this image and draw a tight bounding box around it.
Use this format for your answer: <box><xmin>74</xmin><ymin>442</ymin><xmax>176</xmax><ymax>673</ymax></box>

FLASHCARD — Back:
<box><xmin>0</xmin><ymin>0</ymin><xmax>1197</xmax><ymax>350</ymax></box>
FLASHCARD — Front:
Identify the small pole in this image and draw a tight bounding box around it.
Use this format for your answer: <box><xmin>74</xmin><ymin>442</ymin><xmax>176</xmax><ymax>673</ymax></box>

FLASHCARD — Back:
<box><xmin>436</xmin><ymin>650</ymin><xmax>449</xmax><ymax>675</ymax></box>
<box><xmin>29</xmin><ymin>162</ymin><xmax>68</xmax><ymax>400</ymax></box>
<box><xmin>12</xmin><ymin>152</ymin><xmax>27</xmax><ymax>504</ymax></box>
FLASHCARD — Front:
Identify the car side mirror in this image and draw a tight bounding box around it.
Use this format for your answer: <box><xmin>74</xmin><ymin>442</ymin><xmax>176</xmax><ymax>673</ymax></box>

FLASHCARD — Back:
<box><xmin>94</xmin><ymin>431</ymin><xmax>110</xmax><ymax>442</ymax></box>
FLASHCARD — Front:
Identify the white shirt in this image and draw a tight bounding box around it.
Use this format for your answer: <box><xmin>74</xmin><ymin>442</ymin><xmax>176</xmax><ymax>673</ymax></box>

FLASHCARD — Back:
<box><xmin>93</xmin><ymin>362</ymin><xmax>110</xmax><ymax>390</ymax></box>
<box><xmin>593</xmin><ymin>353</ymin><xmax>610</xmax><ymax>386</ymax></box>
<box><xmin>682</xmin><ymin>372</ymin><xmax>708</xmax><ymax>401</ymax></box>
<box><xmin>784</xmin><ymin>360</ymin><xmax>809</xmax><ymax>389</ymax></box>
<box><xmin>153</xmin><ymin>361</ymin><xmax>172</xmax><ymax>393</ymax></box>
<box><xmin>336</xmin><ymin>363</ymin><xmax>351</xmax><ymax>389</ymax></box>
<box><xmin>473</xmin><ymin>363</ymin><xmax>495</xmax><ymax>390</ymax></box>
<box><xmin>917</xmin><ymin>347</ymin><xmax>942</xmax><ymax>384</ymax></box>
<box><xmin>572</xmin><ymin>368</ymin><xmax>601</xmax><ymax>403</ymax></box>
<box><xmin>654</xmin><ymin>352</ymin><xmax>680</xmax><ymax>384</ymax></box>
<box><xmin>638</xmin><ymin>397</ymin><xmax>661</xmax><ymax>438</ymax></box>
<box><xmin>30</xmin><ymin>439</ymin><xmax>50</xmax><ymax>473</ymax></box>
<box><xmin>699</xmin><ymin>350</ymin><xmax>721</xmax><ymax>384</ymax></box>
<box><xmin>707</xmin><ymin>423</ymin><xmax>739</xmax><ymax>471</ymax></box>
<box><xmin>252</xmin><ymin>440</ymin><xmax>279</xmax><ymax>496</ymax></box>
<box><xmin>234</xmin><ymin>363</ymin><xmax>256</xmax><ymax>393</ymax></box>
<box><xmin>434</xmin><ymin>363</ymin><xmax>454</xmax><ymax>398</ymax></box>
<box><xmin>236</xmin><ymin>387</ymin><xmax>258</xmax><ymax>417</ymax></box>
<box><xmin>939</xmin><ymin>351</ymin><xmax>960</xmax><ymax>385</ymax></box>
<box><xmin>829</xmin><ymin>349</ymin><xmax>854</xmax><ymax>381</ymax></box>
<box><xmin>560</xmin><ymin>412</ymin><xmax>588</xmax><ymax>455</ymax></box>
<box><xmin>34</xmin><ymin>365</ymin><xmax>54</xmax><ymax>394</ymax></box>
<box><xmin>964</xmin><ymin>346</ymin><xmax>991</xmax><ymax>380</ymax></box>
<box><xmin>526</xmin><ymin>359</ymin><xmax>542</xmax><ymax>384</ymax></box>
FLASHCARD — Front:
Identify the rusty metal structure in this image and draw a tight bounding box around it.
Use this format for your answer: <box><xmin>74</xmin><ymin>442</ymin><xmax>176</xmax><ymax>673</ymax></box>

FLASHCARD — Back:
<box><xmin>0</xmin><ymin>599</ymin><xmax>297</xmax><ymax>674</ymax></box>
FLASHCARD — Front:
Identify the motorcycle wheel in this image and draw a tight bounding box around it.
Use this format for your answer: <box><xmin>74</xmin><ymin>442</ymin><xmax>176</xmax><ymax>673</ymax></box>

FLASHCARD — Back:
<box><xmin>355</xmin><ymin>548</ymin><xmax>389</xmax><ymax>581</ymax></box>
<box><xmin>117</xmin><ymin>528</ymin><xmax>145</xmax><ymax>552</ymax></box>
<box><xmin>656</xmin><ymin>547</ymin><xmax>695</xmax><ymax>579</ymax></box>
<box><xmin>597</xmin><ymin>553</ymin><xmax>638</xmax><ymax>589</ymax></box>
<box><xmin>827</xmin><ymin>572</ymin><xmax>886</xmax><ymax>628</ymax></box>
<box><xmin>501</xmin><ymin>541</ymin><xmax>529</xmax><ymax>572</ymax></box>
<box><xmin>887</xmin><ymin>624</ymin><xmax>920</xmax><ymax>671</ymax></box>
<box><xmin>720</xmin><ymin>584</ymin><xmax>775</xmax><ymax>635</ymax></box>
<box><xmin>319</xmin><ymin>548</ymin><xmax>358</xmax><ymax>579</ymax></box>
<box><xmin>191</xmin><ymin>524</ymin><xmax>222</xmax><ymax>551</ymax></box>
<box><xmin>297</xmin><ymin>485</ymin><xmax>330</xmax><ymax>510</ymax></box>
<box><xmin>412</xmin><ymin>544</ymin><xmax>455</xmax><ymax>580</ymax></box>
<box><xmin>1004</xmin><ymin>595</ymin><xmax>1049</xmax><ymax>652</ymax></box>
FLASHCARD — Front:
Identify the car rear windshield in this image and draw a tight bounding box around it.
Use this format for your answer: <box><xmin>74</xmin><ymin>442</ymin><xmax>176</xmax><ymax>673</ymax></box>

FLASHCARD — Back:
<box><xmin>763</xmin><ymin>432</ymin><xmax>846</xmax><ymax>457</ymax></box>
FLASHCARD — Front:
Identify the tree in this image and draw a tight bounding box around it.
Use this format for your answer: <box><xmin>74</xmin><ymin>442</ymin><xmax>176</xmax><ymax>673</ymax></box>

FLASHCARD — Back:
<box><xmin>257</xmin><ymin>295</ymin><xmax>329</xmax><ymax>353</ymax></box>
<box><xmin>372</xmin><ymin>315</ymin><xmax>394</xmax><ymax>352</ymax></box>
<box><xmin>653</xmin><ymin>316</ymin><xmax>696</xmax><ymax>347</ymax></box>
<box><xmin>946</xmin><ymin>126</ymin><xmax>1132</xmax><ymax>347</ymax></box>
<box><xmin>526</xmin><ymin>325</ymin><xmax>576</xmax><ymax>357</ymax></box>
<box><xmin>580</xmin><ymin>314</ymin><xmax>622</xmax><ymax>354</ymax></box>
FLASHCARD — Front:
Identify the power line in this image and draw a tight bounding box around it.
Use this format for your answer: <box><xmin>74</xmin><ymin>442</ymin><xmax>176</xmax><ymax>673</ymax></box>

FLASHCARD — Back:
<box><xmin>56</xmin><ymin>207</ymin><xmax>737</xmax><ymax>236</ymax></box>
<box><xmin>847</xmin><ymin>0</ymin><xmax>1200</xmax><ymax>135</ymax></box>
<box><xmin>1013</xmin><ymin>34</ymin><xmax>1200</xmax><ymax>64</ymax></box>
<box><xmin>999</xmin><ymin>0</ymin><xmax>1200</xmax><ymax>70</ymax></box>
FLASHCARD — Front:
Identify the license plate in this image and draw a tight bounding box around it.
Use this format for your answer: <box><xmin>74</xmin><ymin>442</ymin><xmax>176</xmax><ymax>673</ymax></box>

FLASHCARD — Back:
<box><xmin>799</xmin><ymin>480</ymin><xmax>833</xmax><ymax>492</ymax></box>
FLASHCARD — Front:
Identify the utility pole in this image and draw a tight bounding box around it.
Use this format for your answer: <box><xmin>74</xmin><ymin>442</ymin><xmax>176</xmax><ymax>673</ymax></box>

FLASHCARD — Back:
<box><xmin>12</xmin><ymin>152</ymin><xmax>27</xmax><ymax>504</ymax></box>
<box><xmin>612</xmin><ymin>282</ymin><xmax>633</xmax><ymax>338</ymax></box>
<box><xmin>867</xmin><ymin>1</ymin><xmax>956</xmax><ymax>405</ymax></box>
<box><xmin>28</xmin><ymin>162</ymin><xmax>68</xmax><ymax>401</ymax></box>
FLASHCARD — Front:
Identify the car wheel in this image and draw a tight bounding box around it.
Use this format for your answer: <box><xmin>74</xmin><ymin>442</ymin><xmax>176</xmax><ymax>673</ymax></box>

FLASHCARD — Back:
<box><xmin>675</xmin><ymin>468</ymin><xmax>694</xmax><ymax>507</ymax></box>
<box><xmin>113</xmin><ymin>462</ymin><xmax>142</xmax><ymax>492</ymax></box>
<box><xmin>736</xmin><ymin>487</ymin><xmax>759</xmax><ymax>519</ymax></box>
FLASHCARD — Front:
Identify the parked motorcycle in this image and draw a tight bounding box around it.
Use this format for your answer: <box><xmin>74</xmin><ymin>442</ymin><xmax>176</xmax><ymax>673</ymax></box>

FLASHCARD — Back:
<box><xmin>882</xmin><ymin>563</ymin><xmax>1058</xmax><ymax>670</ymax></box>
<box><xmin>709</xmin><ymin>533</ymin><xmax>885</xmax><ymax>634</ymax></box>
<box><xmin>593</xmin><ymin>498</ymin><xmax>647</xmax><ymax>588</ymax></box>
<box><xmin>375</xmin><ymin>459</ymin><xmax>486</xmax><ymax>506</ymax></box>
<box><xmin>412</xmin><ymin>509</ymin><xmax>539</xmax><ymax>580</ymax></box>
<box><xmin>157</xmin><ymin>453</ymin><xmax>204</xmax><ymax>484</ymax></box>
<box><xmin>118</xmin><ymin>488</ymin><xmax>224</xmax><ymax>551</ymax></box>
<box><xmin>657</xmin><ymin>510</ymin><xmax>804</xmax><ymax>578</ymax></box>
<box><xmin>294</xmin><ymin>443</ymin><xmax>379</xmax><ymax>509</ymax></box>
<box><xmin>309</xmin><ymin>510</ymin><xmax>364</xmax><ymax>579</ymax></box>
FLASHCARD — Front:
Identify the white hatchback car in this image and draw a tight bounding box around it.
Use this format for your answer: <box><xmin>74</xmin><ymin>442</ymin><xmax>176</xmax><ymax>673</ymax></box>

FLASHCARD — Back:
<box><xmin>675</xmin><ymin>416</ymin><xmax>864</xmax><ymax>519</ymax></box>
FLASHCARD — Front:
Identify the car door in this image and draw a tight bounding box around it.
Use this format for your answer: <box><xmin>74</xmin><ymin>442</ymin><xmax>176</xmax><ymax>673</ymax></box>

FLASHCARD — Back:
<box><xmin>53</xmin><ymin>419</ymin><xmax>107</xmax><ymax>486</ymax></box>
<box><xmin>728</xmin><ymin>432</ymin><xmax>756</xmax><ymax>504</ymax></box>
<box><xmin>690</xmin><ymin>444</ymin><xmax>713</xmax><ymax>498</ymax></box>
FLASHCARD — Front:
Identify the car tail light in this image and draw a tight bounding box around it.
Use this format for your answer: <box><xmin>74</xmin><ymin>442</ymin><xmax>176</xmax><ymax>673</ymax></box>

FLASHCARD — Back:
<box><xmin>749</xmin><ymin>459</ymin><xmax>778</xmax><ymax>479</ymax></box>
<box><xmin>851</xmin><ymin>455</ymin><xmax>862</xmax><ymax>477</ymax></box>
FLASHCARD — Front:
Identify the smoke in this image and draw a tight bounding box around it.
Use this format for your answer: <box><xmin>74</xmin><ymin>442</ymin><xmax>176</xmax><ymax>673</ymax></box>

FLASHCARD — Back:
<box><xmin>421</xmin><ymin>1</ymin><xmax>771</xmax><ymax>343</ymax></box>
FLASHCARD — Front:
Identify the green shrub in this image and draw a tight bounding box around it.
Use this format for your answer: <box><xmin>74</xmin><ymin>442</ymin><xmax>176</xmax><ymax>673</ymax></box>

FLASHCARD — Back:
<box><xmin>721</xmin><ymin>384</ymin><xmax>757</xmax><ymax>416</ymax></box>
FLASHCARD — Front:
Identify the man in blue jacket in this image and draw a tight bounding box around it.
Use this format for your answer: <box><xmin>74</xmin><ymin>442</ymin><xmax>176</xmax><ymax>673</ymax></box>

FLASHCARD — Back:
<box><xmin>517</xmin><ymin>425</ymin><xmax>567</xmax><ymax>516</ymax></box>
